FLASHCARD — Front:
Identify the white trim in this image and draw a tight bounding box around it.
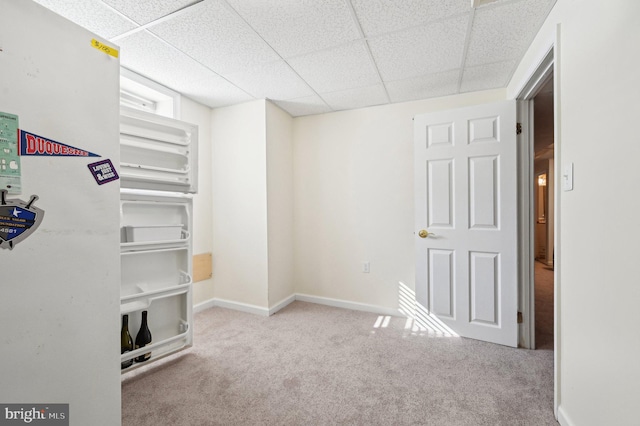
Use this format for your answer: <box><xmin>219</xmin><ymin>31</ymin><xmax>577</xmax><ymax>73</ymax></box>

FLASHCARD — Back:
<box><xmin>552</xmin><ymin>23</ymin><xmax>562</xmax><ymax>418</ymax></box>
<box><xmin>557</xmin><ymin>405</ymin><xmax>574</xmax><ymax>426</ymax></box>
<box><xmin>295</xmin><ymin>294</ymin><xmax>402</xmax><ymax>317</ymax></box>
<box><xmin>193</xmin><ymin>298</ymin><xmax>270</xmax><ymax>316</ymax></box>
<box><xmin>517</xmin><ymin>99</ymin><xmax>534</xmax><ymax>349</ymax></box>
<box><xmin>120</xmin><ymin>68</ymin><xmax>181</xmax><ymax>118</ymax></box>
<box><xmin>515</xmin><ymin>48</ymin><xmax>554</xmax><ymax>100</ymax></box>
<box><xmin>193</xmin><ymin>298</ymin><xmax>216</xmax><ymax>314</ymax></box>
<box><xmin>195</xmin><ymin>294</ymin><xmax>405</xmax><ymax>319</ymax></box>
<box><xmin>268</xmin><ymin>294</ymin><xmax>296</xmax><ymax>316</ymax></box>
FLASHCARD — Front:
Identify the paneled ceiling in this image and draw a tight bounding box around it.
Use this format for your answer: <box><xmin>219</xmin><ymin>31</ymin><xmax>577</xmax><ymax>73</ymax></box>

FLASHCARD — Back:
<box><xmin>34</xmin><ymin>0</ymin><xmax>556</xmax><ymax>117</ymax></box>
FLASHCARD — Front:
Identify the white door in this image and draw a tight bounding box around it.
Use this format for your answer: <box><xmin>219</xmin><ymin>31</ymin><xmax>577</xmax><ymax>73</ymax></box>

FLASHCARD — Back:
<box><xmin>414</xmin><ymin>100</ymin><xmax>518</xmax><ymax>347</ymax></box>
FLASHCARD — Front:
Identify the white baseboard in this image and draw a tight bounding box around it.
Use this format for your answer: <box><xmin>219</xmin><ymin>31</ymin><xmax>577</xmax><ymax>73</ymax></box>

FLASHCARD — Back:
<box><xmin>194</xmin><ymin>294</ymin><xmax>402</xmax><ymax>318</ymax></box>
<box><xmin>269</xmin><ymin>294</ymin><xmax>296</xmax><ymax>316</ymax></box>
<box><xmin>193</xmin><ymin>298</ymin><xmax>270</xmax><ymax>317</ymax></box>
<box><xmin>557</xmin><ymin>405</ymin><xmax>574</xmax><ymax>426</ymax></box>
<box><xmin>295</xmin><ymin>293</ymin><xmax>402</xmax><ymax>317</ymax></box>
<box><xmin>193</xmin><ymin>298</ymin><xmax>217</xmax><ymax>314</ymax></box>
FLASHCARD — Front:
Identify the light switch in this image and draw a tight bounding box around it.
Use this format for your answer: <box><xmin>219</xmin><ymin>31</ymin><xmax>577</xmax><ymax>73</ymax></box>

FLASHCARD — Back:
<box><xmin>563</xmin><ymin>163</ymin><xmax>573</xmax><ymax>191</ymax></box>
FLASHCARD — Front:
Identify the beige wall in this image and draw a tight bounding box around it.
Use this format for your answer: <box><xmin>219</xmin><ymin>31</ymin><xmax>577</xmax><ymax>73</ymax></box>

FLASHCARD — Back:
<box><xmin>293</xmin><ymin>90</ymin><xmax>506</xmax><ymax>310</ymax></box>
<box><xmin>180</xmin><ymin>96</ymin><xmax>215</xmax><ymax>305</ymax></box>
<box><xmin>509</xmin><ymin>0</ymin><xmax>640</xmax><ymax>424</ymax></box>
<box><xmin>266</xmin><ymin>102</ymin><xmax>295</xmax><ymax>308</ymax></box>
<box><xmin>211</xmin><ymin>100</ymin><xmax>269</xmax><ymax>308</ymax></box>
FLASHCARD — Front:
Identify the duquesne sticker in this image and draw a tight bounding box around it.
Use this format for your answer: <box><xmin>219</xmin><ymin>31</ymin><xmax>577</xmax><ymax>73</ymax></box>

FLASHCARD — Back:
<box><xmin>19</xmin><ymin>130</ymin><xmax>100</xmax><ymax>157</ymax></box>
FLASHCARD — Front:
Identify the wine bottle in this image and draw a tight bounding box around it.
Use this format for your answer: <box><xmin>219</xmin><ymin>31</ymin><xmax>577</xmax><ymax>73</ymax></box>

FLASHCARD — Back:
<box><xmin>121</xmin><ymin>314</ymin><xmax>133</xmax><ymax>369</ymax></box>
<box><xmin>135</xmin><ymin>310</ymin><xmax>152</xmax><ymax>362</ymax></box>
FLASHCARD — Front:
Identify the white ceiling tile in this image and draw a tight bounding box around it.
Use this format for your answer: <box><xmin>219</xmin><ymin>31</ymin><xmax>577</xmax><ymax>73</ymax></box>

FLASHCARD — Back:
<box><xmin>149</xmin><ymin>0</ymin><xmax>280</xmax><ymax>75</ymax></box>
<box><xmin>273</xmin><ymin>95</ymin><xmax>332</xmax><ymax>117</ymax></box>
<box><xmin>321</xmin><ymin>85</ymin><xmax>389</xmax><ymax>111</ymax></box>
<box><xmin>386</xmin><ymin>70</ymin><xmax>461</xmax><ymax>103</ymax></box>
<box><xmin>184</xmin><ymin>75</ymin><xmax>257</xmax><ymax>109</ymax></box>
<box><xmin>460</xmin><ymin>61</ymin><xmax>516</xmax><ymax>93</ymax></box>
<box><xmin>351</xmin><ymin>0</ymin><xmax>470</xmax><ymax>37</ymax></box>
<box><xmin>103</xmin><ymin>0</ymin><xmax>201</xmax><ymax>25</ymax></box>
<box><xmin>465</xmin><ymin>0</ymin><xmax>556</xmax><ymax>66</ymax></box>
<box><xmin>224</xmin><ymin>60</ymin><xmax>314</xmax><ymax>100</ymax></box>
<box><xmin>33</xmin><ymin>0</ymin><xmax>136</xmax><ymax>39</ymax></box>
<box><xmin>369</xmin><ymin>14</ymin><xmax>470</xmax><ymax>81</ymax></box>
<box><xmin>118</xmin><ymin>31</ymin><xmax>253</xmax><ymax>108</ymax></box>
<box><xmin>225</xmin><ymin>0</ymin><xmax>361</xmax><ymax>58</ymax></box>
<box><xmin>288</xmin><ymin>41</ymin><xmax>380</xmax><ymax>94</ymax></box>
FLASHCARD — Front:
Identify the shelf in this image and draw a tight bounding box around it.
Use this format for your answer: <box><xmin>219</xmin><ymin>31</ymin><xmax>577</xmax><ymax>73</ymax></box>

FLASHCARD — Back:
<box><xmin>121</xmin><ymin>272</ymin><xmax>191</xmax><ymax>314</ymax></box>
<box><xmin>121</xmin><ymin>320</ymin><xmax>190</xmax><ymax>369</ymax></box>
<box><xmin>119</xmin><ymin>106</ymin><xmax>198</xmax><ymax>193</ymax></box>
<box><xmin>121</xmin><ymin>229</ymin><xmax>190</xmax><ymax>252</ymax></box>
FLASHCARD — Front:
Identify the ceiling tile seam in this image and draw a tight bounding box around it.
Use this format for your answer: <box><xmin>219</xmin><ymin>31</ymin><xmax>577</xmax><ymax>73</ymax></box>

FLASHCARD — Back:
<box><xmin>278</xmin><ymin>10</ymin><xmax>475</xmax><ymax>63</ymax></box>
<box><xmin>473</xmin><ymin>0</ymin><xmax>527</xmax><ymax>12</ymax></box>
<box><xmin>139</xmin><ymin>29</ymin><xmax>257</xmax><ymax>100</ymax></box>
<box><xmin>316</xmin><ymin>81</ymin><xmax>388</xmax><ymax>97</ymax></box>
<box><xmin>97</xmin><ymin>0</ymin><xmax>141</xmax><ymax>30</ymax></box>
<box><xmin>108</xmin><ymin>0</ymin><xmax>207</xmax><ymax>42</ymax></box>
<box><xmin>344</xmin><ymin>0</ymin><xmax>391</xmax><ymax>104</ymax></box>
<box><xmin>381</xmin><ymin>67</ymin><xmax>462</xmax><ymax>84</ymax></box>
<box><xmin>361</xmin><ymin>11</ymin><xmax>475</xmax><ymax>43</ymax></box>
<box><xmin>219</xmin><ymin>0</ymin><xmax>333</xmax><ymax>111</ymax></box>
<box><xmin>455</xmin><ymin>9</ymin><xmax>477</xmax><ymax>93</ymax></box>
<box><xmin>463</xmin><ymin>59</ymin><xmax>520</xmax><ymax>70</ymax></box>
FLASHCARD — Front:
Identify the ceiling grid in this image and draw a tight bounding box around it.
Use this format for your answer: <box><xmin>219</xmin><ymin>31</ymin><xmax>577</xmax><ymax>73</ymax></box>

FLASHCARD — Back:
<box><xmin>33</xmin><ymin>0</ymin><xmax>557</xmax><ymax>117</ymax></box>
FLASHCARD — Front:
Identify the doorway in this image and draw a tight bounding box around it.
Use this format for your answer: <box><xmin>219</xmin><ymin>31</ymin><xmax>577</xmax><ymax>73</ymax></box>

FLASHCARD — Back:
<box><xmin>532</xmin><ymin>77</ymin><xmax>554</xmax><ymax>350</ymax></box>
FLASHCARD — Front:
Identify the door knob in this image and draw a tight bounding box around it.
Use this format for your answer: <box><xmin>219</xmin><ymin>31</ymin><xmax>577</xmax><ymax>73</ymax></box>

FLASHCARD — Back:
<box><xmin>418</xmin><ymin>229</ymin><xmax>429</xmax><ymax>238</ymax></box>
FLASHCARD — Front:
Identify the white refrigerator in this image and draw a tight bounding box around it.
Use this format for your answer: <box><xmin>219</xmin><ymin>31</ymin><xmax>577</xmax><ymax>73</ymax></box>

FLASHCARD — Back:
<box><xmin>1</xmin><ymin>1</ymin><xmax>121</xmax><ymax>425</ymax></box>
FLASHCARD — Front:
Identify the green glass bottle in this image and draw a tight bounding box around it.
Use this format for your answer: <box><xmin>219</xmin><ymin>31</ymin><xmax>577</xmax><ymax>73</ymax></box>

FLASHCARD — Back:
<box><xmin>121</xmin><ymin>314</ymin><xmax>133</xmax><ymax>369</ymax></box>
<box><xmin>135</xmin><ymin>310</ymin><xmax>152</xmax><ymax>362</ymax></box>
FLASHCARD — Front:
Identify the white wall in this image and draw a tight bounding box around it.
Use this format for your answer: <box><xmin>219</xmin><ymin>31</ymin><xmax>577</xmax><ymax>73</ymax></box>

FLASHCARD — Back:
<box><xmin>266</xmin><ymin>102</ymin><xmax>295</xmax><ymax>308</ymax></box>
<box><xmin>509</xmin><ymin>0</ymin><xmax>640</xmax><ymax>424</ymax></box>
<box><xmin>180</xmin><ymin>96</ymin><xmax>215</xmax><ymax>305</ymax></box>
<box><xmin>211</xmin><ymin>100</ymin><xmax>269</xmax><ymax>308</ymax></box>
<box><xmin>293</xmin><ymin>90</ymin><xmax>506</xmax><ymax>311</ymax></box>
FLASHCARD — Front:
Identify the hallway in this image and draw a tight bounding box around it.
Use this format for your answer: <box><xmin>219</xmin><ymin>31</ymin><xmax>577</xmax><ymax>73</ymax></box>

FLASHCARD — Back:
<box><xmin>535</xmin><ymin>261</ymin><xmax>554</xmax><ymax>350</ymax></box>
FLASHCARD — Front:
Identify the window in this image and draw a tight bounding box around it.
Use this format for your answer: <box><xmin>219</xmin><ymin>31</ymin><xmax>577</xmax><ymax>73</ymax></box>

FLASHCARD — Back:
<box><xmin>120</xmin><ymin>68</ymin><xmax>180</xmax><ymax>119</ymax></box>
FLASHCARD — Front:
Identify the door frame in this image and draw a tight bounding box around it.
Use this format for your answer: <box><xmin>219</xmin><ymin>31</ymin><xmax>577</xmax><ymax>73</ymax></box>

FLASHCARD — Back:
<box><xmin>513</xmin><ymin>33</ymin><xmax>560</xmax><ymax>418</ymax></box>
<box><xmin>516</xmin><ymin>47</ymin><xmax>554</xmax><ymax>350</ymax></box>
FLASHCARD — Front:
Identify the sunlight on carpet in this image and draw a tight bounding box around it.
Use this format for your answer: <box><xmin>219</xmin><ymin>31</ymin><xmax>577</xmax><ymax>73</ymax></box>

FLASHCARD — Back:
<box><xmin>394</xmin><ymin>281</ymin><xmax>459</xmax><ymax>338</ymax></box>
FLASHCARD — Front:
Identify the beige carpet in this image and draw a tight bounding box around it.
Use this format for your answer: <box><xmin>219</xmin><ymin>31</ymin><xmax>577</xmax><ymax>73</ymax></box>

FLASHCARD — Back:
<box><xmin>122</xmin><ymin>302</ymin><xmax>557</xmax><ymax>425</ymax></box>
<box><xmin>535</xmin><ymin>261</ymin><xmax>555</xmax><ymax>350</ymax></box>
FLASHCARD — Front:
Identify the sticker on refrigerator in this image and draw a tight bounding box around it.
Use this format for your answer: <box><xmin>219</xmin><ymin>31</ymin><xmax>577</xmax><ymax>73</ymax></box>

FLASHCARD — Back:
<box><xmin>0</xmin><ymin>190</ymin><xmax>44</xmax><ymax>250</ymax></box>
<box><xmin>0</xmin><ymin>112</ymin><xmax>22</xmax><ymax>194</ymax></box>
<box><xmin>19</xmin><ymin>130</ymin><xmax>100</xmax><ymax>157</ymax></box>
<box><xmin>91</xmin><ymin>39</ymin><xmax>119</xmax><ymax>58</ymax></box>
<box><xmin>87</xmin><ymin>159</ymin><xmax>119</xmax><ymax>185</ymax></box>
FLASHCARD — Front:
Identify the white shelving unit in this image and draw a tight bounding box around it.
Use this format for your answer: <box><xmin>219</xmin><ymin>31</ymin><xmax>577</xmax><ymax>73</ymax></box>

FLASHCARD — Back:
<box><xmin>119</xmin><ymin>108</ymin><xmax>197</xmax><ymax>372</ymax></box>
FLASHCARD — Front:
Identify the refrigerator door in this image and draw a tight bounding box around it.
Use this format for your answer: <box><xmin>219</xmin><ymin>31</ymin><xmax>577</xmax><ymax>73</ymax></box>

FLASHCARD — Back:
<box><xmin>119</xmin><ymin>190</ymin><xmax>194</xmax><ymax>368</ymax></box>
<box><xmin>0</xmin><ymin>1</ymin><xmax>121</xmax><ymax>424</ymax></box>
<box><xmin>119</xmin><ymin>106</ymin><xmax>199</xmax><ymax>194</ymax></box>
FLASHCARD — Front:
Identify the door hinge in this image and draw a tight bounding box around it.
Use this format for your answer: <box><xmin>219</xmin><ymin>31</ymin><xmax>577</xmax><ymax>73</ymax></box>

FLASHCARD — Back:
<box><xmin>517</xmin><ymin>311</ymin><xmax>523</xmax><ymax>324</ymax></box>
<box><xmin>516</xmin><ymin>122</ymin><xmax>523</xmax><ymax>135</ymax></box>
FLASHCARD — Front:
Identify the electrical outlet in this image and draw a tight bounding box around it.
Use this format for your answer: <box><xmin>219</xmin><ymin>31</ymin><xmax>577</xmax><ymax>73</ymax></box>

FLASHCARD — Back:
<box><xmin>362</xmin><ymin>262</ymin><xmax>370</xmax><ymax>273</ymax></box>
